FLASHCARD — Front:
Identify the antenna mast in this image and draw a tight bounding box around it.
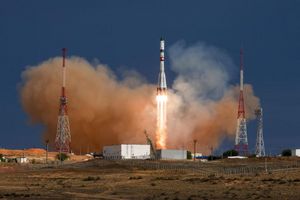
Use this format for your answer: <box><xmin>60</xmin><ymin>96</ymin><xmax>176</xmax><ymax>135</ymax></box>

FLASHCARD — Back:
<box><xmin>255</xmin><ymin>108</ymin><xmax>265</xmax><ymax>157</ymax></box>
<box><xmin>234</xmin><ymin>48</ymin><xmax>249</xmax><ymax>155</ymax></box>
<box><xmin>55</xmin><ymin>48</ymin><xmax>71</xmax><ymax>153</ymax></box>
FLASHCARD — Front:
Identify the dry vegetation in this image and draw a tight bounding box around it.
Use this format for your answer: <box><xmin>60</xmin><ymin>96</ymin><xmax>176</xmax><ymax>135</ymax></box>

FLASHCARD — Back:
<box><xmin>0</xmin><ymin>158</ymin><xmax>300</xmax><ymax>199</ymax></box>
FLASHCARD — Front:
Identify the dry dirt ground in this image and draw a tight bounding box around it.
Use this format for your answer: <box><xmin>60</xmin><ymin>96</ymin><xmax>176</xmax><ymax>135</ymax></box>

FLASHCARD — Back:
<box><xmin>0</xmin><ymin>159</ymin><xmax>300</xmax><ymax>200</ymax></box>
<box><xmin>0</xmin><ymin>148</ymin><xmax>90</xmax><ymax>163</ymax></box>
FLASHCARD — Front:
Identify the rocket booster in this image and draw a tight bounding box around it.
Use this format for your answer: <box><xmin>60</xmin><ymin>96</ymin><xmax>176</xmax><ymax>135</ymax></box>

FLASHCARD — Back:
<box><xmin>157</xmin><ymin>37</ymin><xmax>167</xmax><ymax>93</ymax></box>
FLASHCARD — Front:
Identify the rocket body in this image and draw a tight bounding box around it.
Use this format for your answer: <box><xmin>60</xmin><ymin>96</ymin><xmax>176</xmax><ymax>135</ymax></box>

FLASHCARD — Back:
<box><xmin>157</xmin><ymin>38</ymin><xmax>167</xmax><ymax>92</ymax></box>
<box><xmin>156</xmin><ymin>38</ymin><xmax>168</xmax><ymax>149</ymax></box>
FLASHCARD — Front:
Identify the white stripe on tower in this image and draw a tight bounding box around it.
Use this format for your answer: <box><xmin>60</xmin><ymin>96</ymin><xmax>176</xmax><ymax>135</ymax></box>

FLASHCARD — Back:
<box><xmin>240</xmin><ymin>49</ymin><xmax>244</xmax><ymax>91</ymax></box>
<box><xmin>62</xmin><ymin>48</ymin><xmax>67</xmax><ymax>89</ymax></box>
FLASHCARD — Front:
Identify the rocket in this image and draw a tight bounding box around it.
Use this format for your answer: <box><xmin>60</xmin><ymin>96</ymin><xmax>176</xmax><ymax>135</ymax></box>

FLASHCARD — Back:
<box><xmin>156</xmin><ymin>38</ymin><xmax>168</xmax><ymax>149</ymax></box>
<box><xmin>157</xmin><ymin>37</ymin><xmax>167</xmax><ymax>93</ymax></box>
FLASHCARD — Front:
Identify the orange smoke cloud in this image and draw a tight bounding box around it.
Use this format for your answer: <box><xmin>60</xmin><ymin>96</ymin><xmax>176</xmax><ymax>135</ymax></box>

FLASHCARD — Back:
<box><xmin>21</xmin><ymin>57</ymin><xmax>156</xmax><ymax>153</ymax></box>
<box><xmin>20</xmin><ymin>42</ymin><xmax>260</xmax><ymax>154</ymax></box>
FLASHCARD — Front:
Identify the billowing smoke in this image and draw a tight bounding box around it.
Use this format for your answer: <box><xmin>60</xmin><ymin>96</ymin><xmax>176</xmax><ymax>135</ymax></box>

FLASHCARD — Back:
<box><xmin>20</xmin><ymin>42</ymin><xmax>259</xmax><ymax>154</ymax></box>
<box><xmin>167</xmin><ymin>41</ymin><xmax>259</xmax><ymax>152</ymax></box>
<box><xmin>21</xmin><ymin>57</ymin><xmax>157</xmax><ymax>153</ymax></box>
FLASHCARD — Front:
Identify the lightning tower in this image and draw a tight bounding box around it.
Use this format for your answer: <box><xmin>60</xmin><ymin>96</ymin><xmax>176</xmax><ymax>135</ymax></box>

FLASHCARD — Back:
<box><xmin>234</xmin><ymin>49</ymin><xmax>248</xmax><ymax>155</ymax></box>
<box><xmin>156</xmin><ymin>37</ymin><xmax>168</xmax><ymax>149</ymax></box>
<box><xmin>55</xmin><ymin>48</ymin><xmax>71</xmax><ymax>153</ymax></box>
<box><xmin>255</xmin><ymin>108</ymin><xmax>265</xmax><ymax>157</ymax></box>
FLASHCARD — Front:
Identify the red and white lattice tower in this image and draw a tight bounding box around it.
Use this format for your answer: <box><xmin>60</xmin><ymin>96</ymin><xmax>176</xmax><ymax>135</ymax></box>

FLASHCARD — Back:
<box><xmin>234</xmin><ymin>48</ymin><xmax>248</xmax><ymax>155</ymax></box>
<box><xmin>55</xmin><ymin>48</ymin><xmax>71</xmax><ymax>153</ymax></box>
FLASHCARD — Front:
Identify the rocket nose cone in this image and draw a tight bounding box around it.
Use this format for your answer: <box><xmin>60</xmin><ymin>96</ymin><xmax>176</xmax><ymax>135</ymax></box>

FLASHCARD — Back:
<box><xmin>160</xmin><ymin>37</ymin><xmax>164</xmax><ymax>41</ymax></box>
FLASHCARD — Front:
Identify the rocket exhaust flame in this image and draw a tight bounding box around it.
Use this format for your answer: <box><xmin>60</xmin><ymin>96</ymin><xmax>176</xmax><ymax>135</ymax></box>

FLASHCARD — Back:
<box><xmin>156</xmin><ymin>38</ymin><xmax>168</xmax><ymax>149</ymax></box>
<box><xmin>156</xmin><ymin>90</ymin><xmax>167</xmax><ymax>149</ymax></box>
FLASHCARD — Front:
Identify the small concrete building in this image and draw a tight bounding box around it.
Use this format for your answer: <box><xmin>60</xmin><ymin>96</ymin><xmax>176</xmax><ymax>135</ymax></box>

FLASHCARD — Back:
<box><xmin>16</xmin><ymin>157</ymin><xmax>28</xmax><ymax>163</ymax></box>
<box><xmin>156</xmin><ymin>149</ymin><xmax>187</xmax><ymax>160</ymax></box>
<box><xmin>192</xmin><ymin>153</ymin><xmax>203</xmax><ymax>159</ymax></box>
<box><xmin>103</xmin><ymin>144</ymin><xmax>151</xmax><ymax>160</ymax></box>
<box><xmin>292</xmin><ymin>149</ymin><xmax>300</xmax><ymax>157</ymax></box>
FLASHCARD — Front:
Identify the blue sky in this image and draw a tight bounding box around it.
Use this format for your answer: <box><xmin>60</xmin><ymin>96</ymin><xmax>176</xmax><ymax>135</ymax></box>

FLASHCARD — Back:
<box><xmin>1</xmin><ymin>1</ymin><xmax>300</xmax><ymax>154</ymax></box>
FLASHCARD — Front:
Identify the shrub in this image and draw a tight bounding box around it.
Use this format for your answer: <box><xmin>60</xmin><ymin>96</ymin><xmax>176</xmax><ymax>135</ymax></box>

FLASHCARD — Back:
<box><xmin>248</xmin><ymin>154</ymin><xmax>257</xmax><ymax>158</ymax></box>
<box><xmin>83</xmin><ymin>176</ymin><xmax>100</xmax><ymax>181</ymax></box>
<box><xmin>281</xmin><ymin>149</ymin><xmax>291</xmax><ymax>157</ymax></box>
<box><xmin>56</xmin><ymin>153</ymin><xmax>69</xmax><ymax>161</ymax></box>
<box><xmin>187</xmin><ymin>151</ymin><xmax>192</xmax><ymax>159</ymax></box>
<box><xmin>207</xmin><ymin>155</ymin><xmax>221</xmax><ymax>161</ymax></box>
<box><xmin>222</xmin><ymin>149</ymin><xmax>238</xmax><ymax>158</ymax></box>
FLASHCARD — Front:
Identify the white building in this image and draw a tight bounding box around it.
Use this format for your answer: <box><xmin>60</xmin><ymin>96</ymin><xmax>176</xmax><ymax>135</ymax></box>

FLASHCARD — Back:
<box><xmin>16</xmin><ymin>157</ymin><xmax>28</xmax><ymax>163</ymax></box>
<box><xmin>103</xmin><ymin>144</ymin><xmax>151</xmax><ymax>160</ymax></box>
<box><xmin>156</xmin><ymin>149</ymin><xmax>187</xmax><ymax>160</ymax></box>
<box><xmin>292</xmin><ymin>149</ymin><xmax>300</xmax><ymax>157</ymax></box>
<box><xmin>192</xmin><ymin>153</ymin><xmax>203</xmax><ymax>159</ymax></box>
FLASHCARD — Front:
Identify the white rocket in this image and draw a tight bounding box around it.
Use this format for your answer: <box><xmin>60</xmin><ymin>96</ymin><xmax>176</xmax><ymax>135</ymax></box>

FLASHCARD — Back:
<box><xmin>157</xmin><ymin>37</ymin><xmax>167</xmax><ymax>93</ymax></box>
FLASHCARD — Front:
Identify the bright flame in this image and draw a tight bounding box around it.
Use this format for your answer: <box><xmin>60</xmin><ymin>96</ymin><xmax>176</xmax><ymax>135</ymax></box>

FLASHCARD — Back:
<box><xmin>156</xmin><ymin>92</ymin><xmax>167</xmax><ymax>149</ymax></box>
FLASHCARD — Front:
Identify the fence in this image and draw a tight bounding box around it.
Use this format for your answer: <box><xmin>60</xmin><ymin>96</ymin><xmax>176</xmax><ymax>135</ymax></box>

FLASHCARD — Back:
<box><xmin>21</xmin><ymin>158</ymin><xmax>300</xmax><ymax>176</ymax></box>
<box><xmin>113</xmin><ymin>159</ymin><xmax>300</xmax><ymax>176</ymax></box>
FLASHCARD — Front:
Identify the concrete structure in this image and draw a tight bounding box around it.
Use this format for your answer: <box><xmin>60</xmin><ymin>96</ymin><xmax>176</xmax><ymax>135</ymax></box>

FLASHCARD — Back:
<box><xmin>16</xmin><ymin>157</ymin><xmax>28</xmax><ymax>163</ymax></box>
<box><xmin>156</xmin><ymin>149</ymin><xmax>187</xmax><ymax>160</ymax></box>
<box><xmin>292</xmin><ymin>149</ymin><xmax>300</xmax><ymax>157</ymax></box>
<box><xmin>103</xmin><ymin>144</ymin><xmax>151</xmax><ymax>160</ymax></box>
<box><xmin>192</xmin><ymin>153</ymin><xmax>203</xmax><ymax>159</ymax></box>
<box><xmin>228</xmin><ymin>156</ymin><xmax>248</xmax><ymax>159</ymax></box>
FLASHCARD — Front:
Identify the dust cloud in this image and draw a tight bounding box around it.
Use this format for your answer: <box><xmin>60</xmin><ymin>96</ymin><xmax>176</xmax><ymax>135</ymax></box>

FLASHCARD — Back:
<box><xmin>20</xmin><ymin>42</ymin><xmax>259</xmax><ymax>154</ymax></box>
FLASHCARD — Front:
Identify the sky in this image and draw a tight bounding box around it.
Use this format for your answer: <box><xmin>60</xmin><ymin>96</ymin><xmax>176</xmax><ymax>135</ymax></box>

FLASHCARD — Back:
<box><xmin>0</xmin><ymin>1</ymin><xmax>300</xmax><ymax>154</ymax></box>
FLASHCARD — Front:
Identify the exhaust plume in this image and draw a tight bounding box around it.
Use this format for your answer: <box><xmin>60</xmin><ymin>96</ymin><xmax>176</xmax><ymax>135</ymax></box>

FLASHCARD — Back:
<box><xmin>167</xmin><ymin>41</ymin><xmax>259</xmax><ymax>153</ymax></box>
<box><xmin>21</xmin><ymin>57</ymin><xmax>156</xmax><ymax>153</ymax></box>
<box><xmin>20</xmin><ymin>42</ymin><xmax>259</xmax><ymax>154</ymax></box>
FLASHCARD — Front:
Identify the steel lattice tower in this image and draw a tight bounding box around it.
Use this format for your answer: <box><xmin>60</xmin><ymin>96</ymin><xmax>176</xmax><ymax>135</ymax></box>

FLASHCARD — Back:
<box><xmin>234</xmin><ymin>49</ymin><xmax>248</xmax><ymax>156</ymax></box>
<box><xmin>55</xmin><ymin>48</ymin><xmax>71</xmax><ymax>153</ymax></box>
<box><xmin>255</xmin><ymin>108</ymin><xmax>265</xmax><ymax>157</ymax></box>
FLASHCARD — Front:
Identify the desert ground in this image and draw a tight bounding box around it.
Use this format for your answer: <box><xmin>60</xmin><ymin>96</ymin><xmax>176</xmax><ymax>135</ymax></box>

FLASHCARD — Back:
<box><xmin>0</xmin><ymin>156</ymin><xmax>300</xmax><ymax>200</ymax></box>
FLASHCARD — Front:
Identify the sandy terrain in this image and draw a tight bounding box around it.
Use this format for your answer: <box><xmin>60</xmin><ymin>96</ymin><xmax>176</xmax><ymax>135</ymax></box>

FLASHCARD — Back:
<box><xmin>0</xmin><ymin>148</ymin><xmax>91</xmax><ymax>163</ymax></box>
<box><xmin>0</xmin><ymin>158</ymin><xmax>300</xmax><ymax>199</ymax></box>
